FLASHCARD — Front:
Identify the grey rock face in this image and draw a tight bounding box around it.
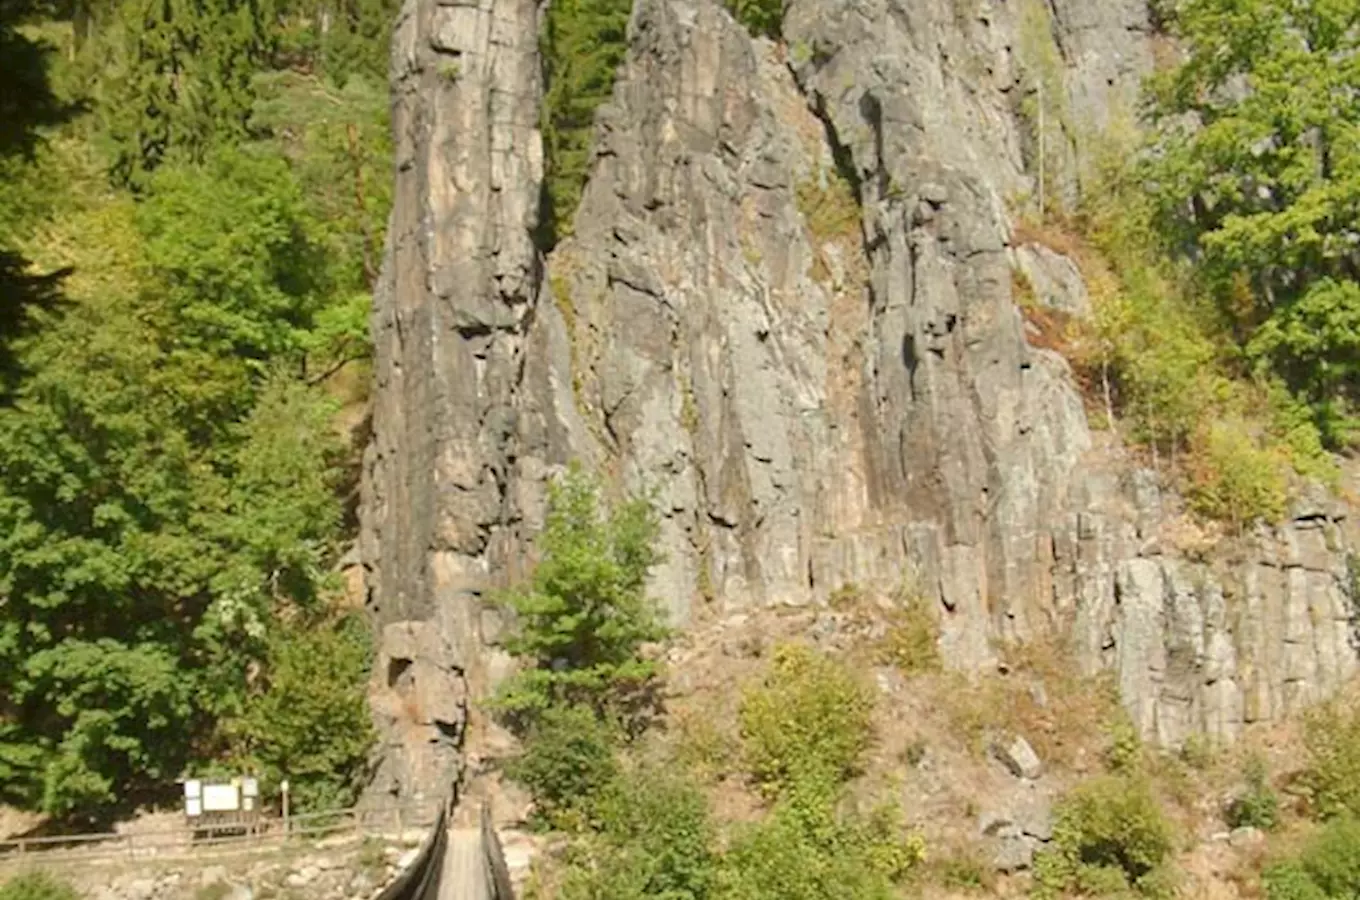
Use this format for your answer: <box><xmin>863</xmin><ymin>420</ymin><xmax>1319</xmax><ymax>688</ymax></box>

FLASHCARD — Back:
<box><xmin>1013</xmin><ymin>244</ymin><xmax>1090</xmax><ymax>316</ymax></box>
<box><xmin>992</xmin><ymin>735</ymin><xmax>1044</xmax><ymax>780</ymax></box>
<box><xmin>360</xmin><ymin>0</ymin><xmax>545</xmax><ymax>799</ymax></box>
<box><xmin>361</xmin><ymin>0</ymin><xmax>1360</xmax><ymax>796</ymax></box>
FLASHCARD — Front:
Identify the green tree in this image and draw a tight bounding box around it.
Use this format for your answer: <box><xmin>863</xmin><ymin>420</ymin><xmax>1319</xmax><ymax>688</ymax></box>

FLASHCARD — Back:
<box><xmin>0</xmin><ymin>143</ymin><xmax>354</xmax><ymax>816</ymax></box>
<box><xmin>0</xmin><ymin>0</ymin><xmax>391</xmax><ymax>822</ymax></box>
<box><xmin>97</xmin><ymin>0</ymin><xmax>278</xmax><ymax>184</ymax></box>
<box><xmin>504</xmin><ymin>704</ymin><xmax>620</xmax><ymax>830</ymax></box>
<box><xmin>0</xmin><ymin>0</ymin><xmax>72</xmax><ymax>394</ymax></box>
<box><xmin>557</xmin><ymin>767</ymin><xmax>716</xmax><ymax>900</ymax></box>
<box><xmin>1144</xmin><ymin>0</ymin><xmax>1360</xmax><ymax>445</ymax></box>
<box><xmin>725</xmin><ymin>0</ymin><xmax>781</xmax><ymax>38</ymax></box>
<box><xmin>492</xmin><ymin>465</ymin><xmax>667</xmax><ymax>727</ymax></box>
<box><xmin>230</xmin><ymin>613</ymin><xmax>375</xmax><ymax>812</ymax></box>
<box><xmin>537</xmin><ymin>0</ymin><xmax>632</xmax><ymax>247</ymax></box>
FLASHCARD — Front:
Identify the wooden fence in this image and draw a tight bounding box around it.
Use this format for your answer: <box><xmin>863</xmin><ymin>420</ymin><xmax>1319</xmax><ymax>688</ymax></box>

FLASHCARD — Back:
<box><xmin>0</xmin><ymin>800</ymin><xmax>441</xmax><ymax>872</ymax></box>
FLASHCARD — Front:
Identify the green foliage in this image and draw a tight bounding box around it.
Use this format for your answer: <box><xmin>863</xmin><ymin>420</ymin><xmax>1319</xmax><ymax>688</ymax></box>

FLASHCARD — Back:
<box><xmin>538</xmin><ymin>0</ymin><xmax>633</xmax><ymax>247</ymax></box>
<box><xmin>1033</xmin><ymin>775</ymin><xmax>1176</xmax><ymax>900</ymax></box>
<box><xmin>724</xmin><ymin>0</ymin><xmax>782</xmax><ymax>39</ymax></box>
<box><xmin>0</xmin><ymin>3</ymin><xmax>386</xmax><ymax>816</ymax></box>
<box><xmin>1144</xmin><ymin>0</ymin><xmax>1360</xmax><ymax>446</ymax></box>
<box><xmin>1049</xmin><ymin>144</ymin><xmax>1335</xmax><ymax>526</ymax></box>
<box><xmin>1226</xmin><ymin>754</ymin><xmax>1280</xmax><ymax>832</ymax></box>
<box><xmin>1103</xmin><ymin>711</ymin><xmax>1143</xmax><ymax>774</ymax></box>
<box><xmin>717</xmin><ymin>643</ymin><xmax>922</xmax><ymax>900</ymax></box>
<box><xmin>714</xmin><ymin>791</ymin><xmax>925</xmax><ymax>900</ymax></box>
<box><xmin>505</xmin><ymin>704</ymin><xmax>621</xmax><ymax>832</ymax></box>
<box><xmin>97</xmin><ymin>0</ymin><xmax>277</xmax><ymax>184</ymax></box>
<box><xmin>1263</xmin><ymin>817</ymin><xmax>1360</xmax><ymax>900</ymax></box>
<box><xmin>876</xmin><ymin>599</ymin><xmax>941</xmax><ymax>675</ymax></box>
<box><xmin>0</xmin><ymin>0</ymin><xmax>72</xmax><ymax>393</ymax></box>
<box><xmin>795</xmin><ymin>170</ymin><xmax>860</xmax><ymax>245</ymax></box>
<box><xmin>738</xmin><ymin>642</ymin><xmax>874</xmax><ymax>798</ymax></box>
<box><xmin>0</xmin><ymin>872</ymin><xmax>80</xmax><ymax>900</ymax></box>
<box><xmin>28</xmin><ymin>641</ymin><xmax>194</xmax><ymax>815</ymax></box>
<box><xmin>1300</xmin><ymin>701</ymin><xmax>1360</xmax><ymax>820</ymax></box>
<box><xmin>230</xmin><ymin>613</ymin><xmax>375</xmax><ymax>812</ymax></box>
<box><xmin>559</xmin><ymin>767</ymin><xmax>717</xmax><ymax>900</ymax></box>
<box><xmin>1178</xmin><ymin>733</ymin><xmax>1214</xmax><ymax>770</ymax></box>
<box><xmin>1185</xmin><ymin>419</ymin><xmax>1288</xmax><ymax>527</ymax></box>
<box><xmin>250</xmin><ymin>69</ymin><xmax>393</xmax><ymax>302</ymax></box>
<box><xmin>493</xmin><ymin>466</ymin><xmax>667</xmax><ymax>728</ymax></box>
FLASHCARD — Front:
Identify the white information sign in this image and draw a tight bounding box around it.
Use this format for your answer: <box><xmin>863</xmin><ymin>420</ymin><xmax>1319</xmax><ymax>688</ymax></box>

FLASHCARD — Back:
<box><xmin>202</xmin><ymin>783</ymin><xmax>241</xmax><ymax>813</ymax></box>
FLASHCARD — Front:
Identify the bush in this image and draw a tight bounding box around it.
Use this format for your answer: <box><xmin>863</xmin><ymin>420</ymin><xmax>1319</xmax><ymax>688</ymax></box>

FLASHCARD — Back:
<box><xmin>0</xmin><ymin>873</ymin><xmax>79</xmax><ymax>900</ymax></box>
<box><xmin>1300</xmin><ymin>701</ymin><xmax>1360</xmax><ymax>820</ymax></box>
<box><xmin>1034</xmin><ymin>775</ymin><xmax>1176</xmax><ymax>899</ymax></box>
<box><xmin>503</xmin><ymin>704</ymin><xmax>620</xmax><ymax>831</ymax></box>
<box><xmin>230</xmin><ymin>612</ymin><xmax>376</xmax><ymax>812</ymax></box>
<box><xmin>1104</xmin><ymin>713</ymin><xmax>1143</xmax><ymax>774</ymax></box>
<box><xmin>714</xmin><ymin>793</ymin><xmax>924</xmax><ymax>900</ymax></box>
<box><xmin>560</xmin><ymin>767</ymin><xmax>716</xmax><ymax>900</ymax></box>
<box><xmin>738</xmin><ymin>643</ymin><xmax>874</xmax><ymax>797</ymax></box>
<box><xmin>1226</xmin><ymin>754</ymin><xmax>1280</xmax><ymax>832</ymax></box>
<box><xmin>1263</xmin><ymin>817</ymin><xmax>1360</xmax><ymax>900</ymax></box>
<box><xmin>493</xmin><ymin>465</ymin><xmax>667</xmax><ymax>730</ymax></box>
<box><xmin>725</xmin><ymin>0</ymin><xmax>782</xmax><ymax>38</ymax></box>
<box><xmin>1186</xmin><ymin>420</ymin><xmax>1288</xmax><ymax>528</ymax></box>
<box><xmin>876</xmin><ymin>599</ymin><xmax>941</xmax><ymax>675</ymax></box>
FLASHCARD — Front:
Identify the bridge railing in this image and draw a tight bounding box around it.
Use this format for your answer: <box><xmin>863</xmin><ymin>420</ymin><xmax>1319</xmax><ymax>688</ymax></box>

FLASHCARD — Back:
<box><xmin>0</xmin><ymin>800</ymin><xmax>441</xmax><ymax>872</ymax></box>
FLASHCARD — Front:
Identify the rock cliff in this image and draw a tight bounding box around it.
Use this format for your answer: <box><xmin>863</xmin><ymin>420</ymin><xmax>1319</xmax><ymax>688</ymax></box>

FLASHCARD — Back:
<box><xmin>359</xmin><ymin>0</ymin><xmax>1360</xmax><ymax>798</ymax></box>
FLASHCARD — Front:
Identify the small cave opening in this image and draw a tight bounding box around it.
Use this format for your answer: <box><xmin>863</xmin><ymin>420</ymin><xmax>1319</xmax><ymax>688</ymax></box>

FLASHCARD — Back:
<box><xmin>387</xmin><ymin>657</ymin><xmax>414</xmax><ymax>690</ymax></box>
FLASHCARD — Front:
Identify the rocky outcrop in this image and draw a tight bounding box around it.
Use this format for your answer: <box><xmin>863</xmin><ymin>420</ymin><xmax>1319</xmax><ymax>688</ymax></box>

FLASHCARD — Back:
<box><xmin>359</xmin><ymin>0</ymin><xmax>545</xmax><ymax>799</ymax></box>
<box><xmin>361</xmin><ymin>0</ymin><xmax>1360</xmax><ymax>795</ymax></box>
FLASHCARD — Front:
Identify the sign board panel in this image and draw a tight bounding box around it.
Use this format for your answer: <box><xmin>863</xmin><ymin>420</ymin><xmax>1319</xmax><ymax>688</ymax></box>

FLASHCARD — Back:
<box><xmin>202</xmin><ymin>783</ymin><xmax>241</xmax><ymax>812</ymax></box>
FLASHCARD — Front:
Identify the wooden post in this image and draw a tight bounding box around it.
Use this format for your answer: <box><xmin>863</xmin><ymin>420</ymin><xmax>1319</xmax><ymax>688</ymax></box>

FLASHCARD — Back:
<box><xmin>281</xmin><ymin>780</ymin><xmax>291</xmax><ymax>839</ymax></box>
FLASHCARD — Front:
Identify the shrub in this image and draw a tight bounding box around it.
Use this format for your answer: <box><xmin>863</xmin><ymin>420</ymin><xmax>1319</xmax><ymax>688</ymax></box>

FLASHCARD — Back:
<box><xmin>1263</xmin><ymin>817</ymin><xmax>1360</xmax><ymax>900</ymax></box>
<box><xmin>1186</xmin><ymin>420</ymin><xmax>1288</xmax><ymax>528</ymax></box>
<box><xmin>493</xmin><ymin>465</ymin><xmax>667</xmax><ymax>730</ymax></box>
<box><xmin>1226</xmin><ymin>754</ymin><xmax>1279</xmax><ymax>832</ymax></box>
<box><xmin>230</xmin><ymin>612</ymin><xmax>376</xmax><ymax>813</ymax></box>
<box><xmin>1179</xmin><ymin>733</ymin><xmax>1214</xmax><ymax>770</ymax></box>
<box><xmin>738</xmin><ymin>643</ymin><xmax>874</xmax><ymax>797</ymax></box>
<box><xmin>933</xmin><ymin>847</ymin><xmax>996</xmax><ymax>892</ymax></box>
<box><xmin>725</xmin><ymin>0</ymin><xmax>782</xmax><ymax>38</ymax></box>
<box><xmin>1300</xmin><ymin>701</ymin><xmax>1360</xmax><ymax>820</ymax></box>
<box><xmin>876</xmin><ymin>599</ymin><xmax>941</xmax><ymax>675</ymax></box>
<box><xmin>1104</xmin><ymin>712</ymin><xmax>1143</xmax><ymax>774</ymax></box>
<box><xmin>504</xmin><ymin>704</ymin><xmax>620</xmax><ymax>831</ymax></box>
<box><xmin>561</xmin><ymin>767</ymin><xmax>717</xmax><ymax>900</ymax></box>
<box><xmin>0</xmin><ymin>873</ymin><xmax>79</xmax><ymax>900</ymax></box>
<box><xmin>1034</xmin><ymin>775</ymin><xmax>1176</xmax><ymax>899</ymax></box>
<box><xmin>715</xmin><ymin>793</ymin><xmax>924</xmax><ymax>900</ymax></box>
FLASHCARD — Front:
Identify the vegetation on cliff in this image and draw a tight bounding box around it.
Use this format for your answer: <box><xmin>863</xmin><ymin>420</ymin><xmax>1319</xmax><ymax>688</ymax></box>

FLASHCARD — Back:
<box><xmin>537</xmin><ymin>0</ymin><xmax>633</xmax><ymax>248</ymax></box>
<box><xmin>499</xmin><ymin>472</ymin><xmax>925</xmax><ymax>900</ymax></box>
<box><xmin>1016</xmin><ymin>0</ymin><xmax>1357</xmax><ymax>527</ymax></box>
<box><xmin>0</xmin><ymin>0</ymin><xmax>391</xmax><ymax>820</ymax></box>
